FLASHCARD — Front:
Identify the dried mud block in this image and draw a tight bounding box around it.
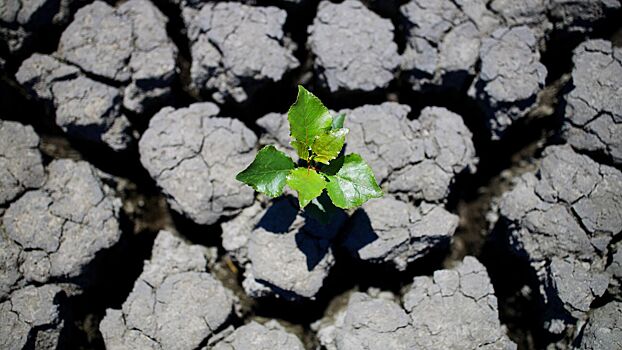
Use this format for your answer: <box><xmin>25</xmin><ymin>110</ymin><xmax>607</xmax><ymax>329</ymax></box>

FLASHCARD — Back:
<box><xmin>0</xmin><ymin>284</ymin><xmax>66</xmax><ymax>350</ymax></box>
<box><xmin>498</xmin><ymin>145</ymin><xmax>621</xmax><ymax>333</ymax></box>
<box><xmin>402</xmin><ymin>257</ymin><xmax>517</xmax><ymax>349</ymax></box>
<box><xmin>212</xmin><ymin>321</ymin><xmax>304</xmax><ymax>350</ymax></box>
<box><xmin>308</xmin><ymin>0</ymin><xmax>399</xmax><ymax>93</ymax></box>
<box><xmin>563</xmin><ymin>39</ymin><xmax>622</xmax><ymax>166</ymax></box>
<box><xmin>1</xmin><ymin>159</ymin><xmax>122</xmax><ymax>299</ymax></box>
<box><xmin>400</xmin><ymin>0</ymin><xmax>501</xmax><ymax>90</ymax></box>
<box><xmin>222</xmin><ymin>197</ymin><xmax>345</xmax><ymax>300</ymax></box>
<box><xmin>0</xmin><ymin>120</ymin><xmax>45</xmax><ymax>206</ymax></box>
<box><xmin>139</xmin><ymin>102</ymin><xmax>257</xmax><ymax>225</ymax></box>
<box><xmin>16</xmin><ymin>54</ymin><xmax>133</xmax><ymax>150</ymax></box>
<box><xmin>100</xmin><ymin>230</ymin><xmax>231</xmax><ymax>350</ymax></box>
<box><xmin>315</xmin><ymin>257</ymin><xmax>515</xmax><ymax>349</ymax></box>
<box><xmin>182</xmin><ymin>1</ymin><xmax>298</xmax><ymax>103</ymax></box>
<box><xmin>468</xmin><ymin>26</ymin><xmax>547</xmax><ymax>139</ymax></box>
<box><xmin>343</xmin><ymin>196</ymin><xmax>458</xmax><ymax>270</ymax></box>
<box><xmin>316</xmin><ymin>292</ymin><xmax>419</xmax><ymax>350</ymax></box>
<box><xmin>575</xmin><ymin>301</ymin><xmax>622</xmax><ymax>350</ymax></box>
<box><xmin>57</xmin><ymin>0</ymin><xmax>177</xmax><ymax>114</ymax></box>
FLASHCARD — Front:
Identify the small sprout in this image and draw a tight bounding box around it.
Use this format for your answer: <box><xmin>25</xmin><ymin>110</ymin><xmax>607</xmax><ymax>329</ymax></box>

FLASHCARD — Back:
<box><xmin>236</xmin><ymin>86</ymin><xmax>383</xmax><ymax>219</ymax></box>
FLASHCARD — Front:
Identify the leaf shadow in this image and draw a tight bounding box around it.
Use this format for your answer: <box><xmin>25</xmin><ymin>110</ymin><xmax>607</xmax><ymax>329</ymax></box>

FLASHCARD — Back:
<box><xmin>254</xmin><ymin>195</ymin><xmax>347</xmax><ymax>271</ymax></box>
<box><xmin>256</xmin><ymin>197</ymin><xmax>298</xmax><ymax>234</ymax></box>
<box><xmin>342</xmin><ymin>208</ymin><xmax>379</xmax><ymax>256</ymax></box>
<box><xmin>297</xmin><ymin>201</ymin><xmax>347</xmax><ymax>271</ymax></box>
<box><xmin>295</xmin><ymin>231</ymin><xmax>331</xmax><ymax>271</ymax></box>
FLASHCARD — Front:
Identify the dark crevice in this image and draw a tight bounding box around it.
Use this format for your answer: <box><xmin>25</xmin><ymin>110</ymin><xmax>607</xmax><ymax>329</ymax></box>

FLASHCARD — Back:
<box><xmin>481</xmin><ymin>220</ymin><xmax>566</xmax><ymax>350</ymax></box>
<box><xmin>60</xmin><ymin>228</ymin><xmax>159</xmax><ymax>349</ymax></box>
<box><xmin>0</xmin><ymin>72</ymin><xmax>62</xmax><ymax>136</ymax></box>
<box><xmin>309</xmin><ymin>77</ymin><xmax>401</xmax><ymax>113</ymax></box>
<box><xmin>151</xmin><ymin>0</ymin><xmax>198</xmax><ymax>108</ymax></box>
<box><xmin>0</xmin><ymin>0</ymin><xmax>80</xmax><ymax>75</ymax></box>
<box><xmin>169</xmin><ymin>210</ymin><xmax>224</xmax><ymax>251</ymax></box>
<box><xmin>52</xmin><ymin>54</ymin><xmax>128</xmax><ymax>88</ymax></box>
<box><xmin>361</xmin><ymin>0</ymin><xmax>408</xmax><ymax>54</ymax></box>
<box><xmin>541</xmin><ymin>9</ymin><xmax>622</xmax><ymax>85</ymax></box>
<box><xmin>213</xmin><ymin>0</ymin><xmax>319</xmax><ymax>129</ymax></box>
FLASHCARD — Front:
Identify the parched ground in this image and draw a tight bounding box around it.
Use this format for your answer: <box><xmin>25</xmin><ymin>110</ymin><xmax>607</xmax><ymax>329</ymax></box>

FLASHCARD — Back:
<box><xmin>1</xmin><ymin>0</ymin><xmax>621</xmax><ymax>349</ymax></box>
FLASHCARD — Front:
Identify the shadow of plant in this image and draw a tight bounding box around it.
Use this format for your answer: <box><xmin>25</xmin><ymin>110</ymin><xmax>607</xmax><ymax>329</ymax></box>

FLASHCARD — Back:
<box><xmin>254</xmin><ymin>195</ymin><xmax>351</xmax><ymax>271</ymax></box>
<box><xmin>256</xmin><ymin>198</ymin><xmax>297</xmax><ymax>234</ymax></box>
<box><xmin>295</xmin><ymin>232</ymin><xmax>332</xmax><ymax>271</ymax></box>
<box><xmin>341</xmin><ymin>209</ymin><xmax>379</xmax><ymax>257</ymax></box>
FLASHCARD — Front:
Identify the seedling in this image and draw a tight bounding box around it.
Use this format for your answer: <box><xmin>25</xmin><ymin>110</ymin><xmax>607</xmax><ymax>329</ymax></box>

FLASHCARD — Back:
<box><xmin>236</xmin><ymin>86</ymin><xmax>382</xmax><ymax>220</ymax></box>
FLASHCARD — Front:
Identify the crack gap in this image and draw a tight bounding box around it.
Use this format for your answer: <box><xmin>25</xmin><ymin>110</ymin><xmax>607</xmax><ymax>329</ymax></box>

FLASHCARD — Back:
<box><xmin>59</xmin><ymin>213</ymin><xmax>159</xmax><ymax>349</ymax></box>
<box><xmin>360</xmin><ymin>0</ymin><xmax>408</xmax><ymax>54</ymax></box>
<box><xmin>204</xmin><ymin>0</ymin><xmax>317</xmax><ymax>136</ymax></box>
<box><xmin>149</xmin><ymin>0</ymin><xmax>198</xmax><ymax>107</ymax></box>
<box><xmin>541</xmin><ymin>6</ymin><xmax>622</xmax><ymax>85</ymax></box>
<box><xmin>480</xmin><ymin>219</ymin><xmax>570</xmax><ymax>349</ymax></box>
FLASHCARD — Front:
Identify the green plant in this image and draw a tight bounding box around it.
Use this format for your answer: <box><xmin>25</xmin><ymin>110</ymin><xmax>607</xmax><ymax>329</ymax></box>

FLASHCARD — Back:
<box><xmin>236</xmin><ymin>86</ymin><xmax>382</xmax><ymax>219</ymax></box>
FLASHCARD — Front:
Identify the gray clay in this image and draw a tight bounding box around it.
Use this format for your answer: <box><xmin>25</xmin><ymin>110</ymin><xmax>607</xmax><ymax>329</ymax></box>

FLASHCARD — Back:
<box><xmin>139</xmin><ymin>102</ymin><xmax>257</xmax><ymax>225</ymax></box>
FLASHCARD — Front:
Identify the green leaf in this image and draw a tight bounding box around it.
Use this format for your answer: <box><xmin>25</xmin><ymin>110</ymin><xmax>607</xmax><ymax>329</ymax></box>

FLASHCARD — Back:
<box><xmin>290</xmin><ymin>140</ymin><xmax>309</xmax><ymax>160</ymax></box>
<box><xmin>332</xmin><ymin>113</ymin><xmax>345</xmax><ymax>130</ymax></box>
<box><xmin>286</xmin><ymin>167</ymin><xmax>327</xmax><ymax>208</ymax></box>
<box><xmin>236</xmin><ymin>145</ymin><xmax>295</xmax><ymax>198</ymax></box>
<box><xmin>311</xmin><ymin>128</ymin><xmax>348</xmax><ymax>165</ymax></box>
<box><xmin>288</xmin><ymin>85</ymin><xmax>332</xmax><ymax>151</ymax></box>
<box><xmin>324</xmin><ymin>154</ymin><xmax>383</xmax><ymax>209</ymax></box>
